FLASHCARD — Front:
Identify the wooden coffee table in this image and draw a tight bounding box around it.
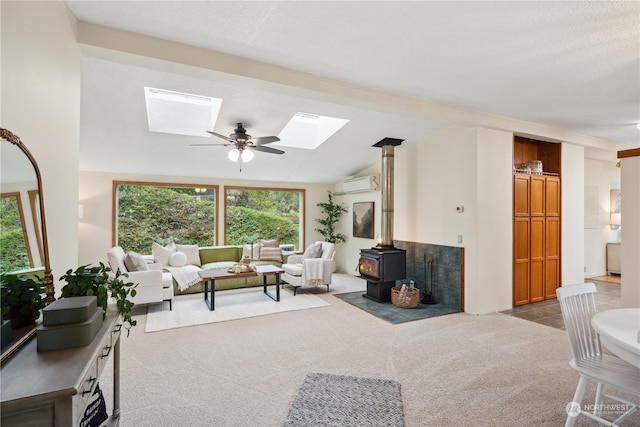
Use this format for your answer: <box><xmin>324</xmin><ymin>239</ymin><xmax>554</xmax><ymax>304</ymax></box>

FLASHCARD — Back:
<box><xmin>198</xmin><ymin>265</ymin><xmax>283</xmax><ymax>311</ymax></box>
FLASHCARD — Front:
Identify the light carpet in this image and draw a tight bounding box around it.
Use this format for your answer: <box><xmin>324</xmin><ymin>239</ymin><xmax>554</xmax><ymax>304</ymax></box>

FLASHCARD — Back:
<box><xmin>145</xmin><ymin>287</ymin><xmax>330</xmax><ymax>332</ymax></box>
<box><xmin>284</xmin><ymin>372</ymin><xmax>404</xmax><ymax>427</ymax></box>
<box><xmin>97</xmin><ymin>274</ymin><xmax>640</xmax><ymax>426</ymax></box>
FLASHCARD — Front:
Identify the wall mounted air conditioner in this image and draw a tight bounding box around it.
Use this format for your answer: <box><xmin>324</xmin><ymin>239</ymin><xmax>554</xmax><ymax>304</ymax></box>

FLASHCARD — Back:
<box><xmin>341</xmin><ymin>174</ymin><xmax>380</xmax><ymax>194</ymax></box>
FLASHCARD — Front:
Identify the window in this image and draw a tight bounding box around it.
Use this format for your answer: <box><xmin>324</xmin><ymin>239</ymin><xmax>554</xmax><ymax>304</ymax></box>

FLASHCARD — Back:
<box><xmin>113</xmin><ymin>182</ymin><xmax>218</xmax><ymax>253</ymax></box>
<box><xmin>224</xmin><ymin>187</ymin><xmax>304</xmax><ymax>250</ymax></box>
<box><xmin>0</xmin><ymin>192</ymin><xmax>33</xmax><ymax>271</ymax></box>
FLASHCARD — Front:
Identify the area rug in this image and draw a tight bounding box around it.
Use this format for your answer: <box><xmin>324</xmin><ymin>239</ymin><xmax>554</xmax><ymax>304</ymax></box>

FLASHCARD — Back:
<box><xmin>284</xmin><ymin>372</ymin><xmax>403</xmax><ymax>427</ymax></box>
<box><xmin>145</xmin><ymin>287</ymin><xmax>330</xmax><ymax>332</ymax></box>
<box><xmin>335</xmin><ymin>291</ymin><xmax>460</xmax><ymax>324</ymax></box>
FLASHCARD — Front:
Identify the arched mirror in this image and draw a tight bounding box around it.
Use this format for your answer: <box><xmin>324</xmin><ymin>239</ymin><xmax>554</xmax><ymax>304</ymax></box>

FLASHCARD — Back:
<box><xmin>0</xmin><ymin>128</ymin><xmax>53</xmax><ymax>364</ymax></box>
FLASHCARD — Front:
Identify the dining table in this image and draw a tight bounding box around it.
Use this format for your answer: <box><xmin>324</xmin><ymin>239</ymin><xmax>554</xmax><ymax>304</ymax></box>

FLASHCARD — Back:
<box><xmin>591</xmin><ymin>308</ymin><xmax>640</xmax><ymax>369</ymax></box>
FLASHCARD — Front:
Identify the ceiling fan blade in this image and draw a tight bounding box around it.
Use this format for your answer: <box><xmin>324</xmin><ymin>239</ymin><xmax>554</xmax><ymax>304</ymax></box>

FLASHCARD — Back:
<box><xmin>189</xmin><ymin>143</ymin><xmax>232</xmax><ymax>147</ymax></box>
<box><xmin>207</xmin><ymin>131</ymin><xmax>233</xmax><ymax>141</ymax></box>
<box><xmin>253</xmin><ymin>145</ymin><xmax>285</xmax><ymax>155</ymax></box>
<box><xmin>250</xmin><ymin>136</ymin><xmax>280</xmax><ymax>145</ymax></box>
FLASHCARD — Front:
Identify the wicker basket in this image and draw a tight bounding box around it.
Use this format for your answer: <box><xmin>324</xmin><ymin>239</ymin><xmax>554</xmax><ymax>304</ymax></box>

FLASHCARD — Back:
<box><xmin>391</xmin><ymin>286</ymin><xmax>420</xmax><ymax>309</ymax></box>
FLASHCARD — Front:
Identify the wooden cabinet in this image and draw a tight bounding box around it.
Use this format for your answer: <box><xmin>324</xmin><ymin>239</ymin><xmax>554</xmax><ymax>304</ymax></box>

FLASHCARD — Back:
<box><xmin>513</xmin><ymin>173</ymin><xmax>561</xmax><ymax>306</ymax></box>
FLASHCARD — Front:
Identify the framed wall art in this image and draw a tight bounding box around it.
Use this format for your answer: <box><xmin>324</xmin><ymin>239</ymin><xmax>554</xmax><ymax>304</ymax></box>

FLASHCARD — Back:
<box><xmin>353</xmin><ymin>202</ymin><xmax>374</xmax><ymax>239</ymax></box>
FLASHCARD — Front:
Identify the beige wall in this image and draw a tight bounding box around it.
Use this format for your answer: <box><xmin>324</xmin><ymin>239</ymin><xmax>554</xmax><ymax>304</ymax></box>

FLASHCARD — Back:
<box><xmin>620</xmin><ymin>154</ymin><xmax>640</xmax><ymax>308</ymax></box>
<box><xmin>2</xmin><ymin>1</ymin><xmax>81</xmax><ymax>294</ymax></box>
<box><xmin>393</xmin><ymin>127</ymin><xmax>513</xmax><ymax>314</ymax></box>
<box><xmin>561</xmin><ymin>143</ymin><xmax>586</xmax><ymax>286</ymax></box>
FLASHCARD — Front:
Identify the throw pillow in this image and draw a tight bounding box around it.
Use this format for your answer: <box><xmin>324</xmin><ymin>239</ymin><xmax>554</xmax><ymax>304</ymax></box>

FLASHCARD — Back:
<box><xmin>259</xmin><ymin>238</ymin><xmax>281</xmax><ymax>248</ymax></box>
<box><xmin>152</xmin><ymin>241</ymin><xmax>175</xmax><ymax>266</ymax></box>
<box><xmin>169</xmin><ymin>251</ymin><xmax>187</xmax><ymax>267</ymax></box>
<box><xmin>259</xmin><ymin>247</ymin><xmax>282</xmax><ymax>262</ymax></box>
<box><xmin>124</xmin><ymin>251</ymin><xmax>149</xmax><ymax>272</ymax></box>
<box><xmin>302</xmin><ymin>242</ymin><xmax>323</xmax><ymax>259</ymax></box>
<box><xmin>176</xmin><ymin>244</ymin><xmax>201</xmax><ymax>266</ymax></box>
<box><xmin>242</xmin><ymin>243</ymin><xmax>262</xmax><ymax>260</ymax></box>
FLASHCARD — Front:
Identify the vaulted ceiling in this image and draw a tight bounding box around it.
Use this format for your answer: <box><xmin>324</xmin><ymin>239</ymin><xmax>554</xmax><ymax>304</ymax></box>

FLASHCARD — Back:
<box><xmin>67</xmin><ymin>1</ymin><xmax>639</xmax><ymax>184</ymax></box>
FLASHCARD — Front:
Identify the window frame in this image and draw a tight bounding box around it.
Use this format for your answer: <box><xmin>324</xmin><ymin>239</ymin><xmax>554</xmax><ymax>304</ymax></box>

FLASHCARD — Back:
<box><xmin>223</xmin><ymin>186</ymin><xmax>306</xmax><ymax>249</ymax></box>
<box><xmin>112</xmin><ymin>181</ymin><xmax>220</xmax><ymax>248</ymax></box>
<box><xmin>1</xmin><ymin>191</ymin><xmax>34</xmax><ymax>268</ymax></box>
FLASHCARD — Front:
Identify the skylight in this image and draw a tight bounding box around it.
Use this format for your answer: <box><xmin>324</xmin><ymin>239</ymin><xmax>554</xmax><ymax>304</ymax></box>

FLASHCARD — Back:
<box><xmin>144</xmin><ymin>87</ymin><xmax>222</xmax><ymax>137</ymax></box>
<box><xmin>275</xmin><ymin>112</ymin><xmax>349</xmax><ymax>150</ymax></box>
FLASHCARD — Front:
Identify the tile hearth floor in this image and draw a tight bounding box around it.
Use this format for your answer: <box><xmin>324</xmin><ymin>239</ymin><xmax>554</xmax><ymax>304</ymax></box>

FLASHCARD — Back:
<box><xmin>500</xmin><ymin>277</ymin><xmax>622</xmax><ymax>330</ymax></box>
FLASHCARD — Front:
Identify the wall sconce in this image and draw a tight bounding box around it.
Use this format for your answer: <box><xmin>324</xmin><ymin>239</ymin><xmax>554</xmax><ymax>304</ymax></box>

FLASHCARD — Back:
<box><xmin>610</xmin><ymin>212</ymin><xmax>621</xmax><ymax>229</ymax></box>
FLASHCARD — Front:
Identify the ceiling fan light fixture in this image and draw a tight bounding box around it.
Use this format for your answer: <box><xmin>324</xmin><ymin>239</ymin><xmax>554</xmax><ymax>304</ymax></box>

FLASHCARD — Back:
<box><xmin>241</xmin><ymin>149</ymin><xmax>254</xmax><ymax>162</ymax></box>
<box><xmin>228</xmin><ymin>148</ymin><xmax>240</xmax><ymax>162</ymax></box>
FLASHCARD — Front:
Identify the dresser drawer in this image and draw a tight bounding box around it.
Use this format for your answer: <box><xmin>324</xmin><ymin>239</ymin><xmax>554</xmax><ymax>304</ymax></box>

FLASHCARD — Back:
<box><xmin>97</xmin><ymin>319</ymin><xmax>122</xmax><ymax>377</ymax></box>
<box><xmin>73</xmin><ymin>359</ymin><xmax>99</xmax><ymax>419</ymax></box>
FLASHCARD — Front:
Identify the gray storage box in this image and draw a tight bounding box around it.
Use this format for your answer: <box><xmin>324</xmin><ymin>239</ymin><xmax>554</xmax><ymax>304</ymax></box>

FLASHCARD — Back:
<box><xmin>37</xmin><ymin>307</ymin><xmax>103</xmax><ymax>352</ymax></box>
<box><xmin>42</xmin><ymin>296</ymin><xmax>98</xmax><ymax>326</ymax></box>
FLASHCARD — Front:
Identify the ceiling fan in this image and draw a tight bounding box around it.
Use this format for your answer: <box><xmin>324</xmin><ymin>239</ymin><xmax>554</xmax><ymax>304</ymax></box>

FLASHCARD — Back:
<box><xmin>191</xmin><ymin>123</ymin><xmax>284</xmax><ymax>171</ymax></box>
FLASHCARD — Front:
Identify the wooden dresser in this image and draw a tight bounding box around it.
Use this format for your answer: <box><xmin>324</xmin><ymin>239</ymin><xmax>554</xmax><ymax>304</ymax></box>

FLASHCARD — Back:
<box><xmin>1</xmin><ymin>309</ymin><xmax>122</xmax><ymax>426</ymax></box>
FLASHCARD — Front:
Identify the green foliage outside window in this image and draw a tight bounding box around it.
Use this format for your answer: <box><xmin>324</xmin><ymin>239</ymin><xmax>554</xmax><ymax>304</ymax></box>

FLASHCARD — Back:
<box><xmin>117</xmin><ymin>185</ymin><xmax>216</xmax><ymax>253</ymax></box>
<box><xmin>116</xmin><ymin>184</ymin><xmax>302</xmax><ymax>254</ymax></box>
<box><xmin>226</xmin><ymin>206</ymin><xmax>298</xmax><ymax>246</ymax></box>
<box><xmin>0</xmin><ymin>195</ymin><xmax>30</xmax><ymax>272</ymax></box>
<box><xmin>226</xmin><ymin>189</ymin><xmax>301</xmax><ymax>248</ymax></box>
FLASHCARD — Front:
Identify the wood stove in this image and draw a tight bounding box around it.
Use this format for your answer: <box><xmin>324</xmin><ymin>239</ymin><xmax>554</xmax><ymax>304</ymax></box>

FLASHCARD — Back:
<box><xmin>359</xmin><ymin>247</ymin><xmax>406</xmax><ymax>302</ymax></box>
<box><xmin>358</xmin><ymin>137</ymin><xmax>407</xmax><ymax>302</ymax></box>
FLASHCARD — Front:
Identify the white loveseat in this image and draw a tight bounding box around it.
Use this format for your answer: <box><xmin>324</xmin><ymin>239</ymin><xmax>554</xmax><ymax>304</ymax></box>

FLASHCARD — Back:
<box><xmin>107</xmin><ymin>246</ymin><xmax>174</xmax><ymax>310</ymax></box>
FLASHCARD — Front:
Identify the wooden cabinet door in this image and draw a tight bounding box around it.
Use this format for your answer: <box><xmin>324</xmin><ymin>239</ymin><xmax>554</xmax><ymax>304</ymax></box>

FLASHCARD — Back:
<box><xmin>530</xmin><ymin>217</ymin><xmax>545</xmax><ymax>302</ymax></box>
<box><xmin>513</xmin><ymin>217</ymin><xmax>530</xmax><ymax>306</ymax></box>
<box><xmin>545</xmin><ymin>177</ymin><xmax>560</xmax><ymax>216</ymax></box>
<box><xmin>545</xmin><ymin>217</ymin><xmax>560</xmax><ymax>299</ymax></box>
<box><xmin>514</xmin><ymin>175</ymin><xmax>530</xmax><ymax>217</ymax></box>
<box><xmin>530</xmin><ymin>176</ymin><xmax>546</xmax><ymax>217</ymax></box>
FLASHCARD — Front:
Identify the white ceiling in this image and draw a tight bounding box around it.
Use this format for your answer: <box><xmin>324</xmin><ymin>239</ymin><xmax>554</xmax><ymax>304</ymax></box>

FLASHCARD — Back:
<box><xmin>67</xmin><ymin>1</ymin><xmax>640</xmax><ymax>184</ymax></box>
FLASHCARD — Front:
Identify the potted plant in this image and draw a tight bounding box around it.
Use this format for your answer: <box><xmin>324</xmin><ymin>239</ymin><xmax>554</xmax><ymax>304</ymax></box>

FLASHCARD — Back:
<box><xmin>315</xmin><ymin>191</ymin><xmax>348</xmax><ymax>245</ymax></box>
<box><xmin>59</xmin><ymin>263</ymin><xmax>138</xmax><ymax>336</ymax></box>
<box><xmin>1</xmin><ymin>273</ymin><xmax>46</xmax><ymax>329</ymax></box>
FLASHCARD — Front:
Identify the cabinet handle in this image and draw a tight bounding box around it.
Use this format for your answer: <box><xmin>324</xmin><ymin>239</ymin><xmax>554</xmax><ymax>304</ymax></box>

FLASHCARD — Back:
<box><xmin>83</xmin><ymin>377</ymin><xmax>97</xmax><ymax>395</ymax></box>
<box><xmin>101</xmin><ymin>345</ymin><xmax>112</xmax><ymax>358</ymax></box>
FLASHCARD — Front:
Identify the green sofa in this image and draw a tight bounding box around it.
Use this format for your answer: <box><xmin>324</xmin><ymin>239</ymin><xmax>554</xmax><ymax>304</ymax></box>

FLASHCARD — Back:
<box><xmin>172</xmin><ymin>246</ymin><xmax>287</xmax><ymax>295</ymax></box>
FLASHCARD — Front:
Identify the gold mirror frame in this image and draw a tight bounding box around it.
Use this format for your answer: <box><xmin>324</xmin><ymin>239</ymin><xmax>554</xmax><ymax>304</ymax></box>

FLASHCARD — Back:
<box><xmin>0</xmin><ymin>128</ymin><xmax>53</xmax><ymax>365</ymax></box>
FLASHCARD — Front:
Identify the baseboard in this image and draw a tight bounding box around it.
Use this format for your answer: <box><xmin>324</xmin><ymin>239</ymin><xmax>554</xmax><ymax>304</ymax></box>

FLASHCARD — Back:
<box><xmin>584</xmin><ymin>271</ymin><xmax>607</xmax><ymax>279</ymax></box>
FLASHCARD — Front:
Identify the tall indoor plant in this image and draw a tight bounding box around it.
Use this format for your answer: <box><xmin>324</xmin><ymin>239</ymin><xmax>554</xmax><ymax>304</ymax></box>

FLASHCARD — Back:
<box><xmin>59</xmin><ymin>263</ymin><xmax>138</xmax><ymax>335</ymax></box>
<box><xmin>315</xmin><ymin>191</ymin><xmax>348</xmax><ymax>244</ymax></box>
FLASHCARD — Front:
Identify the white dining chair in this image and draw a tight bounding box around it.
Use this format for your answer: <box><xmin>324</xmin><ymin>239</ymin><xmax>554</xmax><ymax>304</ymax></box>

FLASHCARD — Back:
<box><xmin>557</xmin><ymin>282</ymin><xmax>640</xmax><ymax>426</ymax></box>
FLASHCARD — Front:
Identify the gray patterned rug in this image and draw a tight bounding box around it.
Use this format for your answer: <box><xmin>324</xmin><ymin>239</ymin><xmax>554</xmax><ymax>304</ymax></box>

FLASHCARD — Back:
<box><xmin>284</xmin><ymin>373</ymin><xmax>403</xmax><ymax>427</ymax></box>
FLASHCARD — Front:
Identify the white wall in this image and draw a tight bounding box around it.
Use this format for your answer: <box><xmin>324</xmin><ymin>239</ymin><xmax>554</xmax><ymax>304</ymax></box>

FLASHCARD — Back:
<box><xmin>562</xmin><ymin>144</ymin><xmax>585</xmax><ymax>286</ymax></box>
<box><xmin>620</xmin><ymin>154</ymin><xmax>640</xmax><ymax>308</ymax></box>
<box><xmin>333</xmin><ymin>163</ymin><xmax>382</xmax><ymax>274</ymax></box>
<box><xmin>391</xmin><ymin>127</ymin><xmax>513</xmax><ymax>314</ymax></box>
<box><xmin>475</xmin><ymin>128</ymin><xmax>513</xmax><ymax>313</ymax></box>
<box><xmin>78</xmin><ymin>171</ymin><xmax>333</xmax><ymax>267</ymax></box>
<box><xmin>584</xmin><ymin>158</ymin><xmax>620</xmax><ymax>277</ymax></box>
<box><xmin>2</xmin><ymin>1</ymin><xmax>81</xmax><ymax>293</ymax></box>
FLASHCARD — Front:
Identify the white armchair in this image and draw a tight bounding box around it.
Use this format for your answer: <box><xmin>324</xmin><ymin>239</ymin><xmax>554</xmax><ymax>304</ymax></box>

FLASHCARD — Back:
<box><xmin>107</xmin><ymin>246</ymin><xmax>174</xmax><ymax>310</ymax></box>
<box><xmin>282</xmin><ymin>241</ymin><xmax>335</xmax><ymax>295</ymax></box>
